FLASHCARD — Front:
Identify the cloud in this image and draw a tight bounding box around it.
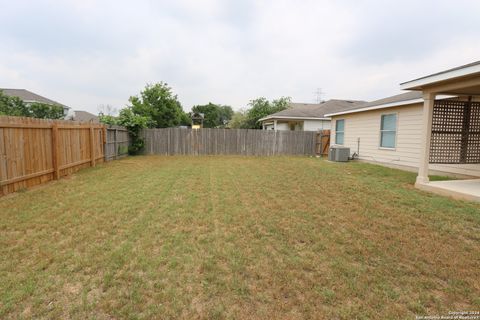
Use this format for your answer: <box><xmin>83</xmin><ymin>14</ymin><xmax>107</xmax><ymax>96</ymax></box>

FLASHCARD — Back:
<box><xmin>340</xmin><ymin>0</ymin><xmax>480</xmax><ymax>64</ymax></box>
<box><xmin>0</xmin><ymin>0</ymin><xmax>479</xmax><ymax>113</ymax></box>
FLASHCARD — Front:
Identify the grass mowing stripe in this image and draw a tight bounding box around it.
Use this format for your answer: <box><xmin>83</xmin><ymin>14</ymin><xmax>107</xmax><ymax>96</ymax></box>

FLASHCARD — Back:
<box><xmin>0</xmin><ymin>156</ymin><xmax>478</xmax><ymax>319</ymax></box>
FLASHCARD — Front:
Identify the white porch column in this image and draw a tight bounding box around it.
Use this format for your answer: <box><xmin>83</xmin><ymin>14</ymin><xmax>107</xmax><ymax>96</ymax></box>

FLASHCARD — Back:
<box><xmin>274</xmin><ymin>120</ymin><xmax>277</xmax><ymax>131</ymax></box>
<box><xmin>416</xmin><ymin>92</ymin><xmax>436</xmax><ymax>185</ymax></box>
<box><xmin>262</xmin><ymin>122</ymin><xmax>265</xmax><ymax>130</ymax></box>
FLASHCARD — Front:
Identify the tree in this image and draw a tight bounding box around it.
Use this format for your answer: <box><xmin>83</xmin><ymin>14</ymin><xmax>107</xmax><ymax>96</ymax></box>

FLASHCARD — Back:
<box><xmin>117</xmin><ymin>108</ymin><xmax>151</xmax><ymax>155</ymax></box>
<box><xmin>243</xmin><ymin>96</ymin><xmax>291</xmax><ymax>129</ymax></box>
<box><xmin>191</xmin><ymin>103</ymin><xmax>233</xmax><ymax>128</ymax></box>
<box><xmin>29</xmin><ymin>102</ymin><xmax>64</xmax><ymax>119</ymax></box>
<box><xmin>217</xmin><ymin>105</ymin><xmax>234</xmax><ymax>127</ymax></box>
<box><xmin>98</xmin><ymin>107</ymin><xmax>150</xmax><ymax>155</ymax></box>
<box><xmin>98</xmin><ymin>114</ymin><xmax>118</xmax><ymax>125</ymax></box>
<box><xmin>179</xmin><ymin>112</ymin><xmax>192</xmax><ymax>126</ymax></box>
<box><xmin>228</xmin><ymin>109</ymin><xmax>248</xmax><ymax>129</ymax></box>
<box><xmin>0</xmin><ymin>91</ymin><xmax>30</xmax><ymax>116</ymax></box>
<box><xmin>129</xmin><ymin>82</ymin><xmax>189</xmax><ymax>128</ymax></box>
<box><xmin>0</xmin><ymin>90</ymin><xmax>64</xmax><ymax>119</ymax></box>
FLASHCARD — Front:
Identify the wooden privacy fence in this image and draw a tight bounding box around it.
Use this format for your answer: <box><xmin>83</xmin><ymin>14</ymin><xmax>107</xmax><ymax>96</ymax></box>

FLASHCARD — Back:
<box><xmin>0</xmin><ymin>116</ymin><xmax>108</xmax><ymax>196</ymax></box>
<box><xmin>105</xmin><ymin>125</ymin><xmax>130</xmax><ymax>160</ymax></box>
<box><xmin>142</xmin><ymin>128</ymin><xmax>329</xmax><ymax>156</ymax></box>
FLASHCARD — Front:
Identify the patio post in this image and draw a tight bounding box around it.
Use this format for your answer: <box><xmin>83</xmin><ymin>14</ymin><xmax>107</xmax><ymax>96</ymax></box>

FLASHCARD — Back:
<box><xmin>274</xmin><ymin>120</ymin><xmax>277</xmax><ymax>131</ymax></box>
<box><xmin>416</xmin><ymin>92</ymin><xmax>436</xmax><ymax>185</ymax></box>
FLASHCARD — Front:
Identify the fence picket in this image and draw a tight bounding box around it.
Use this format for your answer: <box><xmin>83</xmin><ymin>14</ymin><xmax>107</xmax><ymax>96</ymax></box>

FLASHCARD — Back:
<box><xmin>0</xmin><ymin>116</ymin><xmax>110</xmax><ymax>196</ymax></box>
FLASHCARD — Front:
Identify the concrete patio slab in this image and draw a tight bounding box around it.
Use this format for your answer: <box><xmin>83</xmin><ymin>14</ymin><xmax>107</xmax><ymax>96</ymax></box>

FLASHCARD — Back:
<box><xmin>416</xmin><ymin>179</ymin><xmax>480</xmax><ymax>203</ymax></box>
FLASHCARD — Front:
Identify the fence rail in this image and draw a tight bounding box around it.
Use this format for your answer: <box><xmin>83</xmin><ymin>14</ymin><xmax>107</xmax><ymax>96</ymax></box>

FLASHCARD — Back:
<box><xmin>0</xmin><ymin>116</ymin><xmax>109</xmax><ymax>196</ymax></box>
<box><xmin>142</xmin><ymin>128</ymin><xmax>326</xmax><ymax>156</ymax></box>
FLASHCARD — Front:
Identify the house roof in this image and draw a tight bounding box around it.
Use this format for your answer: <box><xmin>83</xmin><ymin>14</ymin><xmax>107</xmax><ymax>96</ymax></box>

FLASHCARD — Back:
<box><xmin>400</xmin><ymin>60</ymin><xmax>480</xmax><ymax>90</ymax></box>
<box><xmin>259</xmin><ymin>99</ymin><xmax>366</xmax><ymax>122</ymax></box>
<box><xmin>325</xmin><ymin>61</ymin><xmax>480</xmax><ymax>117</ymax></box>
<box><xmin>73</xmin><ymin>110</ymin><xmax>99</xmax><ymax>122</ymax></box>
<box><xmin>324</xmin><ymin>92</ymin><xmax>424</xmax><ymax>117</ymax></box>
<box><xmin>0</xmin><ymin>88</ymin><xmax>69</xmax><ymax>109</ymax></box>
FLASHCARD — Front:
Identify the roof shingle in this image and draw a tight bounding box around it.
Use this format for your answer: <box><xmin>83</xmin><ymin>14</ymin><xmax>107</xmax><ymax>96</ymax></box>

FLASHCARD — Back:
<box><xmin>73</xmin><ymin>110</ymin><xmax>99</xmax><ymax>123</ymax></box>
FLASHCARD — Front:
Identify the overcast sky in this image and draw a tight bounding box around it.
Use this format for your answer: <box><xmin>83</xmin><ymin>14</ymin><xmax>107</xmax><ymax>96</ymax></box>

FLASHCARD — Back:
<box><xmin>1</xmin><ymin>0</ymin><xmax>479</xmax><ymax>114</ymax></box>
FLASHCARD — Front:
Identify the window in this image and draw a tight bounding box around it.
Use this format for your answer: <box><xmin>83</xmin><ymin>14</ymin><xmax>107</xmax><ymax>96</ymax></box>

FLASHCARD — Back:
<box><xmin>380</xmin><ymin>114</ymin><xmax>397</xmax><ymax>148</ymax></box>
<box><xmin>289</xmin><ymin>121</ymin><xmax>303</xmax><ymax>131</ymax></box>
<box><xmin>335</xmin><ymin>119</ymin><xmax>345</xmax><ymax>145</ymax></box>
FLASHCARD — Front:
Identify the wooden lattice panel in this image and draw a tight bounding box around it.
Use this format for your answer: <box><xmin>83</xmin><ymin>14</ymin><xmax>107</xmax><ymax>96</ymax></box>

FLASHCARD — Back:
<box><xmin>430</xmin><ymin>99</ymin><xmax>480</xmax><ymax>164</ymax></box>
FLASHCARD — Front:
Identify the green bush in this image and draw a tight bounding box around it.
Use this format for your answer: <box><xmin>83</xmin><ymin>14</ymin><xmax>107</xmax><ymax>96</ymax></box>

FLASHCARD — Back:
<box><xmin>117</xmin><ymin>108</ymin><xmax>151</xmax><ymax>155</ymax></box>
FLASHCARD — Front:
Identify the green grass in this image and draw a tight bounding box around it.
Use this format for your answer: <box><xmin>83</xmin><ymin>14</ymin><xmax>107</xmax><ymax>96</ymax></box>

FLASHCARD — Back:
<box><xmin>0</xmin><ymin>156</ymin><xmax>479</xmax><ymax>319</ymax></box>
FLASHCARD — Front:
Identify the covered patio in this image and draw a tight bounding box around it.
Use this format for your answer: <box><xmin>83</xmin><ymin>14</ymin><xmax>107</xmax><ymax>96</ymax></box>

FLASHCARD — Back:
<box><xmin>400</xmin><ymin>61</ymin><xmax>480</xmax><ymax>202</ymax></box>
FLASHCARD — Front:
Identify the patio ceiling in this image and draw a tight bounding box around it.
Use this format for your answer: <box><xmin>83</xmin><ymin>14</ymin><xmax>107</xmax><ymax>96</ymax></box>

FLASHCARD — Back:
<box><xmin>425</xmin><ymin>79</ymin><xmax>480</xmax><ymax>96</ymax></box>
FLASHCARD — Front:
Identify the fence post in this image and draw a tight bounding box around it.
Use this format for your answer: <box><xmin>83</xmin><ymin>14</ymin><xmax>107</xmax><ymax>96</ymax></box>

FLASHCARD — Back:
<box><xmin>273</xmin><ymin>130</ymin><xmax>277</xmax><ymax>155</ymax></box>
<box><xmin>102</xmin><ymin>126</ymin><xmax>107</xmax><ymax>161</ymax></box>
<box><xmin>0</xmin><ymin>127</ymin><xmax>6</xmax><ymax>195</ymax></box>
<box><xmin>317</xmin><ymin>132</ymin><xmax>322</xmax><ymax>157</ymax></box>
<box><xmin>51</xmin><ymin>123</ymin><xmax>60</xmax><ymax>179</ymax></box>
<box><xmin>90</xmin><ymin>124</ymin><xmax>96</xmax><ymax>167</ymax></box>
<box><xmin>114</xmin><ymin>128</ymin><xmax>118</xmax><ymax>160</ymax></box>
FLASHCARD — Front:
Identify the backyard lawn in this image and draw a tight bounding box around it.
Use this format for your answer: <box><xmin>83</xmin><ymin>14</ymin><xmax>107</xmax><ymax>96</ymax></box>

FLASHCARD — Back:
<box><xmin>1</xmin><ymin>156</ymin><xmax>479</xmax><ymax>319</ymax></box>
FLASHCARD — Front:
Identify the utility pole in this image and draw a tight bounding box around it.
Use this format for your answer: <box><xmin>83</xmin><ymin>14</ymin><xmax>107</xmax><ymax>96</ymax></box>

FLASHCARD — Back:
<box><xmin>313</xmin><ymin>88</ymin><xmax>324</xmax><ymax>104</ymax></box>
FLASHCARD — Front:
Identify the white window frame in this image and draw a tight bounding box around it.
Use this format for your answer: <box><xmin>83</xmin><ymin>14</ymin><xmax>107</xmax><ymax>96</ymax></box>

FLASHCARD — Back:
<box><xmin>379</xmin><ymin>113</ymin><xmax>398</xmax><ymax>150</ymax></box>
<box><xmin>335</xmin><ymin>119</ymin><xmax>345</xmax><ymax>145</ymax></box>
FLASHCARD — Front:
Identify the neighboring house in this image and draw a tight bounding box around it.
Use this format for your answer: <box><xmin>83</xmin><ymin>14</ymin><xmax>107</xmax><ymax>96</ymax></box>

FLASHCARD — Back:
<box><xmin>72</xmin><ymin>110</ymin><xmax>99</xmax><ymax>123</ymax></box>
<box><xmin>325</xmin><ymin>61</ymin><xmax>480</xmax><ymax>202</ymax></box>
<box><xmin>0</xmin><ymin>88</ymin><xmax>72</xmax><ymax>118</ymax></box>
<box><xmin>259</xmin><ymin>100</ymin><xmax>366</xmax><ymax>131</ymax></box>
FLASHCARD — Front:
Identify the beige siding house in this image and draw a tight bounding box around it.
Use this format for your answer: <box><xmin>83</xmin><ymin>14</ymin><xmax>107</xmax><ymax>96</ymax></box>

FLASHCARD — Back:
<box><xmin>259</xmin><ymin>100</ymin><xmax>365</xmax><ymax>131</ymax></box>
<box><xmin>327</xmin><ymin>92</ymin><xmax>480</xmax><ymax>178</ymax></box>
<box><xmin>326</xmin><ymin>61</ymin><xmax>480</xmax><ymax>202</ymax></box>
<box><xmin>326</xmin><ymin>92</ymin><xmax>424</xmax><ymax>169</ymax></box>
